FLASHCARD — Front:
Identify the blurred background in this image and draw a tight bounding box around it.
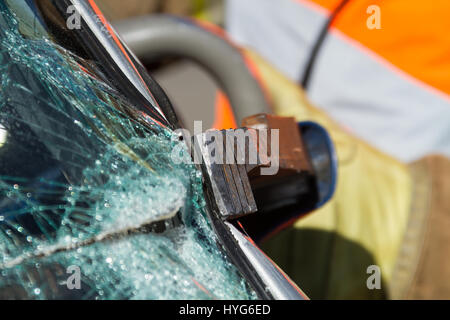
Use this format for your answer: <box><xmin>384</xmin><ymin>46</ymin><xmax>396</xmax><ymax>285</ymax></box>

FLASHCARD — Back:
<box><xmin>96</xmin><ymin>0</ymin><xmax>225</xmax><ymax>132</ymax></box>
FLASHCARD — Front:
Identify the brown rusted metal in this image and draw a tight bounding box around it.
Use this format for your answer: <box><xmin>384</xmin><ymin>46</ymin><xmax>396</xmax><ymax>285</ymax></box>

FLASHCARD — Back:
<box><xmin>242</xmin><ymin>113</ymin><xmax>313</xmax><ymax>175</ymax></box>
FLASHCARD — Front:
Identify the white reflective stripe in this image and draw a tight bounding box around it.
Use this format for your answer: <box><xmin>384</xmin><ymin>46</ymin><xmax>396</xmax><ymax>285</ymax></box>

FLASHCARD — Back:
<box><xmin>226</xmin><ymin>0</ymin><xmax>450</xmax><ymax>162</ymax></box>
<box><xmin>308</xmin><ymin>30</ymin><xmax>450</xmax><ymax>162</ymax></box>
<box><xmin>226</xmin><ymin>0</ymin><xmax>326</xmax><ymax>81</ymax></box>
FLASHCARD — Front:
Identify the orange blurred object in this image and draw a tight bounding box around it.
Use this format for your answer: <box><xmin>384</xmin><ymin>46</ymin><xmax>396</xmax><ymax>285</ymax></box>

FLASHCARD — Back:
<box><xmin>212</xmin><ymin>91</ymin><xmax>237</xmax><ymax>130</ymax></box>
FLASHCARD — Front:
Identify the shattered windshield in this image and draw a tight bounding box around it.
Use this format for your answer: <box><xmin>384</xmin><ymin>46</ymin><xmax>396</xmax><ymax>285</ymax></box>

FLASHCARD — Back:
<box><xmin>0</xmin><ymin>0</ymin><xmax>256</xmax><ymax>299</ymax></box>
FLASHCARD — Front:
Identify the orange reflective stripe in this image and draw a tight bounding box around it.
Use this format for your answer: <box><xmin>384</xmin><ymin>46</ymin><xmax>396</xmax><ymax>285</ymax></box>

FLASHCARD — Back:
<box><xmin>302</xmin><ymin>0</ymin><xmax>450</xmax><ymax>96</ymax></box>
<box><xmin>88</xmin><ymin>0</ymin><xmax>138</xmax><ymax>74</ymax></box>
<box><xmin>212</xmin><ymin>91</ymin><xmax>237</xmax><ymax>130</ymax></box>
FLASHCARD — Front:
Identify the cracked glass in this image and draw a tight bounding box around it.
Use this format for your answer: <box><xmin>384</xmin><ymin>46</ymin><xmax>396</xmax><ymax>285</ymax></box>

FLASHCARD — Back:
<box><xmin>0</xmin><ymin>0</ymin><xmax>256</xmax><ymax>300</ymax></box>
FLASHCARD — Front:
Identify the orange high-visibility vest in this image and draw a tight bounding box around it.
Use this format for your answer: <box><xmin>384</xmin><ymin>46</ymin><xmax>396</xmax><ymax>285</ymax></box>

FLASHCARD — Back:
<box><xmin>226</xmin><ymin>0</ymin><xmax>450</xmax><ymax>162</ymax></box>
